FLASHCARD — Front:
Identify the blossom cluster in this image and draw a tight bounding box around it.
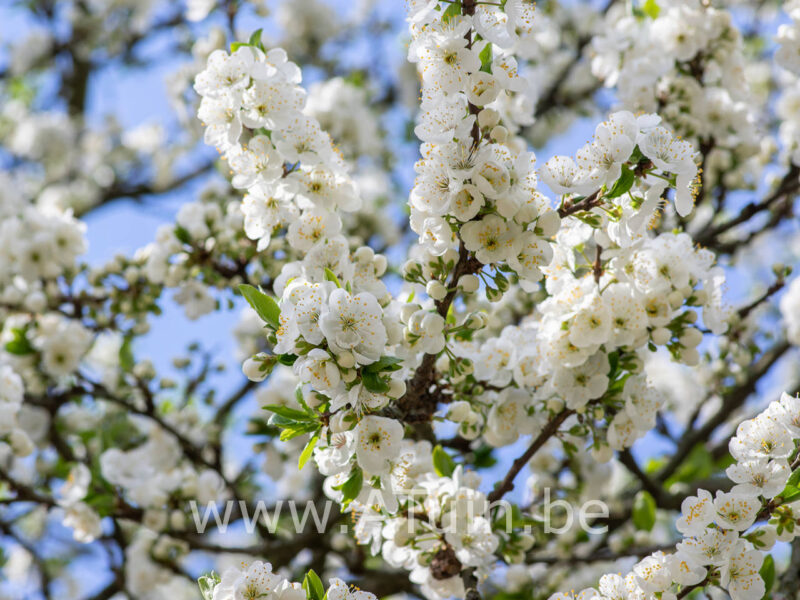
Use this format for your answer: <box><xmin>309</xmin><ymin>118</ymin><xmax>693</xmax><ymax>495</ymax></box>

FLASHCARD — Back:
<box><xmin>551</xmin><ymin>391</ymin><xmax>800</xmax><ymax>600</ymax></box>
<box><xmin>0</xmin><ymin>364</ymin><xmax>34</xmax><ymax>458</ymax></box>
<box><xmin>539</xmin><ymin>111</ymin><xmax>698</xmax><ymax>217</ymax></box>
<box><xmin>591</xmin><ymin>1</ymin><xmax>763</xmax><ymax>178</ymax></box>
<box><xmin>194</xmin><ymin>40</ymin><xmax>361</xmax><ymax>253</ymax></box>
<box><xmin>776</xmin><ymin>1</ymin><xmax>800</xmax><ymax>165</ymax></box>
<box><xmin>406</xmin><ymin>0</ymin><xmax>558</xmax><ymax>287</ymax></box>
<box><xmin>200</xmin><ymin>561</ymin><xmax>378</xmax><ymax>600</ymax></box>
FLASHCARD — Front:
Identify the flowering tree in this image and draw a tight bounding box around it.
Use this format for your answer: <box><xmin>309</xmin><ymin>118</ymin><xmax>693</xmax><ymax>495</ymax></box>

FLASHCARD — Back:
<box><xmin>2</xmin><ymin>1</ymin><xmax>800</xmax><ymax>600</ymax></box>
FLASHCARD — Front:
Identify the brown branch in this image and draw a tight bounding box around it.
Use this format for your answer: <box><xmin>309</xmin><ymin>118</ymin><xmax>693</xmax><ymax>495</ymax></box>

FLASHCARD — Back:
<box><xmin>696</xmin><ymin>165</ymin><xmax>800</xmax><ymax>247</ymax></box>
<box><xmin>558</xmin><ymin>189</ymin><xmax>603</xmax><ymax>218</ymax></box>
<box><xmin>487</xmin><ymin>409</ymin><xmax>574</xmax><ymax>503</ymax></box>
<box><xmin>656</xmin><ymin>340</ymin><xmax>791</xmax><ymax>483</ymax></box>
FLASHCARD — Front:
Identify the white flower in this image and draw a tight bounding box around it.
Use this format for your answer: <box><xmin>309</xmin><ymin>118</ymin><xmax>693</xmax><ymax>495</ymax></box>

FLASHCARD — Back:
<box><xmin>538</xmin><ymin>156</ymin><xmax>592</xmax><ymax>196</ymax></box>
<box><xmin>355</xmin><ymin>416</ymin><xmax>404</xmax><ymax>475</ymax></box>
<box><xmin>59</xmin><ymin>463</ymin><xmax>91</xmax><ymax>505</ymax></box>
<box><xmin>228</xmin><ymin>136</ymin><xmax>284</xmax><ymax>189</ymax></box>
<box><xmin>213</xmin><ymin>561</ymin><xmax>283</xmax><ymax>600</ymax></box>
<box><xmin>294</xmin><ymin>349</ymin><xmax>341</xmax><ymax>393</ymax></box>
<box><xmin>569</xmin><ymin>292</ymin><xmax>612</xmax><ymax>348</ymax></box>
<box><xmin>242</xmin><ymin>185</ymin><xmax>297</xmax><ymax>250</ymax></box>
<box><xmin>604</xmin><ymin>283</ymin><xmax>648</xmax><ymax>347</ymax></box>
<box><xmin>241</xmin><ymin>78</ymin><xmax>305</xmax><ymax>129</ymax></box>
<box><xmin>194</xmin><ymin>48</ymin><xmax>253</xmax><ymax>99</ymax></box>
<box><xmin>484</xmin><ymin>388</ymin><xmax>538</xmax><ymax>447</ymax></box>
<box><xmin>174</xmin><ymin>280</ymin><xmax>216</xmax><ymax>320</ymax></box>
<box><xmin>729</xmin><ymin>414</ymin><xmax>794</xmax><ymax>462</ymax></box>
<box><xmin>444</xmin><ymin>515</ymin><xmax>498</xmax><ymax>567</ymax></box>
<box><xmin>576</xmin><ymin>111</ymin><xmax>638</xmax><ymax>188</ymax></box>
<box><xmin>633</xmin><ymin>552</ymin><xmax>672</xmax><ymax>594</ymax></box>
<box><xmin>719</xmin><ymin>541</ymin><xmax>765</xmax><ymax>600</ymax></box>
<box><xmin>0</xmin><ymin>365</ymin><xmax>24</xmax><ymax>406</ymax></box>
<box><xmin>553</xmin><ymin>352</ymin><xmax>609</xmax><ymax>409</ymax></box>
<box><xmin>331</xmin><ymin>383</ymin><xmax>389</xmax><ymax>415</ymax></box>
<box><xmin>726</xmin><ymin>458</ymin><xmax>790</xmax><ymax>498</ymax></box>
<box><xmin>407</xmin><ymin>310</ymin><xmax>446</xmax><ymax>355</ymax></box>
<box><xmin>676</xmin><ymin>489</ymin><xmax>715</xmax><ymax>537</ymax></box>
<box><xmin>677</xmin><ymin>527</ymin><xmax>738</xmax><ymax>566</ymax></box>
<box><xmin>327</xmin><ymin>578</ymin><xmax>377</xmax><ymax>600</ymax></box>
<box><xmin>713</xmin><ymin>491</ymin><xmax>760</xmax><ymax>531</ymax></box>
<box><xmin>461</xmin><ymin>214</ymin><xmax>519</xmax><ymax>264</ymax></box>
<box><xmin>63</xmin><ymin>502</ymin><xmax>102</xmax><ymax>543</ymax></box>
<box><xmin>776</xmin><ymin>21</ymin><xmax>800</xmax><ymax>76</ymax></box>
<box><xmin>287</xmin><ymin>208</ymin><xmax>342</xmax><ymax>251</ymax></box>
<box><xmin>320</xmin><ymin>289</ymin><xmax>387</xmax><ymax>364</ymax></box>
<box><xmin>417</xmin><ymin>36</ymin><xmax>480</xmax><ymax>95</ymax></box>
<box><xmin>507</xmin><ymin>232</ymin><xmax>552</xmax><ymax>287</ymax></box>
<box><xmin>637</xmin><ymin>127</ymin><xmax>697</xmax><ymax>216</ymax></box>
<box><xmin>770</xmin><ymin>391</ymin><xmax>800</xmax><ymax>436</ymax></box>
<box><xmin>668</xmin><ymin>551</ymin><xmax>707</xmax><ymax>586</ymax></box>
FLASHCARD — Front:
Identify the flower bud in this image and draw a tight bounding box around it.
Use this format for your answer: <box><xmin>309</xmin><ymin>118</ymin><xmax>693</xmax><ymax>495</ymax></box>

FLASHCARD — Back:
<box><xmin>353</xmin><ymin>246</ymin><xmax>374</xmax><ymax>262</ymax></box>
<box><xmin>402</xmin><ymin>260</ymin><xmax>419</xmax><ymax>278</ymax></box>
<box><xmin>426</xmin><ymin>280</ymin><xmax>447</xmax><ymax>301</ymax></box>
<box><xmin>9</xmin><ymin>430</ymin><xmax>33</xmax><ymax>457</ymax></box>
<box><xmin>400</xmin><ymin>303</ymin><xmax>419</xmax><ymax>323</ymax></box>
<box><xmin>651</xmin><ymin>327</ymin><xmax>671</xmax><ymax>346</ymax></box>
<box><xmin>170</xmin><ymin>510</ymin><xmax>186</xmax><ymax>531</ymax></box>
<box><xmin>537</xmin><ymin>210</ymin><xmax>561</xmax><ymax>237</ymax></box>
<box><xmin>681</xmin><ymin>347</ymin><xmax>700</xmax><ymax>366</ymax></box>
<box><xmin>478</xmin><ymin>108</ymin><xmax>500</xmax><ymax>129</ymax></box>
<box><xmin>388</xmin><ymin>378</ymin><xmax>406</xmax><ymax>399</ymax></box>
<box><xmin>667</xmin><ymin>290</ymin><xmax>684</xmax><ymax>309</ymax></box>
<box><xmin>242</xmin><ymin>353</ymin><xmax>275</xmax><ymax>382</ymax></box>
<box><xmin>490</xmin><ymin>125</ymin><xmax>508</xmax><ymax>142</ymax></box>
<box><xmin>337</xmin><ymin>351</ymin><xmax>356</xmax><ymax>369</ymax></box>
<box><xmin>679</xmin><ymin>327</ymin><xmax>703</xmax><ymax>348</ymax></box>
<box><xmin>448</xmin><ymin>401</ymin><xmax>472</xmax><ymax>422</ymax></box>
<box><xmin>591</xmin><ymin>444</ymin><xmax>614</xmax><ymax>463</ymax></box>
<box><xmin>442</xmin><ymin>248</ymin><xmax>460</xmax><ymax>266</ymax></box>
<box><xmin>466</xmin><ymin>312</ymin><xmax>487</xmax><ymax>330</ymax></box>
<box><xmin>373</xmin><ymin>255</ymin><xmax>388</xmax><ymax>276</ymax></box>
<box><xmin>459</xmin><ymin>274</ymin><xmax>479</xmax><ymax>293</ymax></box>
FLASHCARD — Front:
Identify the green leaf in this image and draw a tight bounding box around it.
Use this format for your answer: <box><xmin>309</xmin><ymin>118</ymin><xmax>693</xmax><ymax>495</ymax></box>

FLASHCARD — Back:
<box><xmin>363</xmin><ymin>356</ymin><xmax>404</xmax><ymax>373</ymax></box>
<box><xmin>279</xmin><ymin>422</ymin><xmax>319</xmax><ymax>441</ymax></box>
<box><xmin>432</xmin><ymin>445</ymin><xmax>456</xmax><ymax>477</ymax></box>
<box><xmin>785</xmin><ymin>464</ymin><xmax>800</xmax><ymax>489</ymax></box>
<box><xmin>263</xmin><ymin>404</ymin><xmax>314</xmax><ymax>422</ymax></box>
<box><xmin>278</xmin><ymin>353</ymin><xmax>298</xmax><ymax>366</ymax></box>
<box><xmin>440</xmin><ymin>2</ymin><xmax>461</xmax><ymax>24</ymax></box>
<box><xmin>198</xmin><ymin>572</ymin><xmax>221</xmax><ymax>600</ymax></box>
<box><xmin>642</xmin><ymin>0</ymin><xmax>660</xmax><ymax>19</ymax></box>
<box><xmin>303</xmin><ymin>569</ymin><xmax>325</xmax><ymax>600</ymax></box>
<box><xmin>174</xmin><ymin>225</ymin><xmax>192</xmax><ymax>245</ymax></box>
<box><xmin>238</xmin><ymin>284</ymin><xmax>281</xmax><ymax>329</ymax></box>
<box><xmin>336</xmin><ymin>468</ymin><xmax>363</xmax><ymax>505</ymax></box>
<box><xmin>298</xmin><ymin>434</ymin><xmax>318</xmax><ymax>470</ymax></box>
<box><xmin>780</xmin><ymin>485</ymin><xmax>800</xmax><ymax>504</ymax></box>
<box><xmin>632</xmin><ymin>490</ymin><xmax>656</xmax><ymax>531</ymax></box>
<box><xmin>119</xmin><ymin>336</ymin><xmax>134</xmax><ymax>371</ymax></box>
<box><xmin>230</xmin><ymin>41</ymin><xmax>248</xmax><ymax>52</ymax></box>
<box><xmin>479</xmin><ymin>43</ymin><xmax>492</xmax><ymax>74</ymax></box>
<box><xmin>759</xmin><ymin>554</ymin><xmax>774</xmax><ymax>599</ymax></box>
<box><xmin>323</xmin><ymin>268</ymin><xmax>342</xmax><ymax>288</ymax></box>
<box><xmin>606</xmin><ymin>166</ymin><xmax>635</xmax><ymax>199</ymax></box>
<box><xmin>4</xmin><ymin>328</ymin><xmax>34</xmax><ymax>356</ymax></box>
<box><xmin>249</xmin><ymin>28</ymin><xmax>264</xmax><ymax>50</ymax></box>
<box><xmin>362</xmin><ymin>371</ymin><xmax>390</xmax><ymax>394</ymax></box>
